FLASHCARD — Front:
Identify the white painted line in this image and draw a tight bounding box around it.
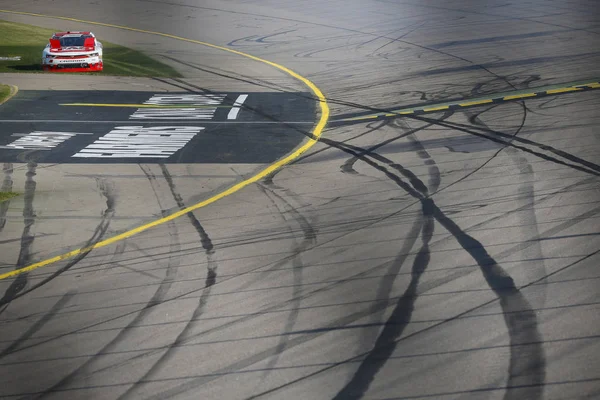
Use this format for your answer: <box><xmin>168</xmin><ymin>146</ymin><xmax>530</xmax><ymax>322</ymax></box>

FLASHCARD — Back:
<box><xmin>227</xmin><ymin>94</ymin><xmax>249</xmax><ymax>120</ymax></box>
<box><xmin>0</xmin><ymin>120</ymin><xmax>315</xmax><ymax>124</ymax></box>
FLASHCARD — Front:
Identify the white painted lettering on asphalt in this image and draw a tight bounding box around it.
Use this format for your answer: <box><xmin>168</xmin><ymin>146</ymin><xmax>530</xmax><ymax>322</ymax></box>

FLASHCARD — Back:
<box><xmin>0</xmin><ymin>131</ymin><xmax>92</xmax><ymax>150</ymax></box>
<box><xmin>144</xmin><ymin>94</ymin><xmax>226</xmax><ymax>105</ymax></box>
<box><xmin>130</xmin><ymin>108</ymin><xmax>217</xmax><ymax>120</ymax></box>
<box><xmin>72</xmin><ymin>126</ymin><xmax>203</xmax><ymax>158</ymax></box>
<box><xmin>132</xmin><ymin>94</ymin><xmax>231</xmax><ymax>120</ymax></box>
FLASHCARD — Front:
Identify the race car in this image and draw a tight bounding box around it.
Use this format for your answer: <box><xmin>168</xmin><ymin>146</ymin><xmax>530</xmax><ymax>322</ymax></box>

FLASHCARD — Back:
<box><xmin>42</xmin><ymin>31</ymin><xmax>103</xmax><ymax>72</ymax></box>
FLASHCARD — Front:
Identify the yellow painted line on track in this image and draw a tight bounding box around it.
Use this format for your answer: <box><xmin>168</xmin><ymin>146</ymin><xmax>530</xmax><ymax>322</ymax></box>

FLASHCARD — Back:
<box><xmin>459</xmin><ymin>99</ymin><xmax>493</xmax><ymax>107</ymax></box>
<box><xmin>0</xmin><ymin>84</ymin><xmax>19</xmax><ymax>105</ymax></box>
<box><xmin>60</xmin><ymin>103</ymin><xmax>234</xmax><ymax>108</ymax></box>
<box><xmin>335</xmin><ymin>81</ymin><xmax>600</xmax><ymax>123</ymax></box>
<box><xmin>422</xmin><ymin>105</ymin><xmax>449</xmax><ymax>112</ymax></box>
<box><xmin>503</xmin><ymin>93</ymin><xmax>537</xmax><ymax>100</ymax></box>
<box><xmin>546</xmin><ymin>87</ymin><xmax>582</xmax><ymax>94</ymax></box>
<box><xmin>388</xmin><ymin>111</ymin><xmax>414</xmax><ymax>116</ymax></box>
<box><xmin>0</xmin><ymin>9</ymin><xmax>329</xmax><ymax>281</ymax></box>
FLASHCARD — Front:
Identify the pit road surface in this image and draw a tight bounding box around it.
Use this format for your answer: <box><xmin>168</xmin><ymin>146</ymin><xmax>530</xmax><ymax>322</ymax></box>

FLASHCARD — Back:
<box><xmin>1</xmin><ymin>1</ymin><xmax>600</xmax><ymax>399</ymax></box>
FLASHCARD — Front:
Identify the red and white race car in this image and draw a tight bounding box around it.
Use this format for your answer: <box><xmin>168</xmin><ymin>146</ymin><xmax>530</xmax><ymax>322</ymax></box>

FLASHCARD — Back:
<box><xmin>42</xmin><ymin>31</ymin><xmax>103</xmax><ymax>72</ymax></box>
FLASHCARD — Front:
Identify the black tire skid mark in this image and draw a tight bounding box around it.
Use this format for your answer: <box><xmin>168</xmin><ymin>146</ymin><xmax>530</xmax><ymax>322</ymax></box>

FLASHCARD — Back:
<box><xmin>142</xmin><ymin>130</ymin><xmax>555</xmax><ymax>399</ymax></box>
<box><xmin>292</xmin><ymin>33</ymin><xmax>374</xmax><ymax>59</ymax></box>
<box><xmin>353</xmin><ymin>116</ymin><xmax>436</xmax><ymax>351</ymax></box>
<box><xmin>6</xmin><ymin>163</ymin><xmax>592</xmax><ymax>396</ymax></box>
<box><xmin>0</xmin><ymin>178</ymin><xmax>116</xmax><ymax>316</ymax></box>
<box><xmin>34</xmin><ymin>203</ymin><xmax>597</xmax><ymax>400</ymax></box>
<box><xmin>433</xmin><ymin>205</ymin><xmax>546</xmax><ymax>400</ymax></box>
<box><xmin>64</xmin><ymin>269</ymin><xmax>408</xmax><ymax>399</ymax></box>
<box><xmin>13</xmin><ymin>191</ymin><xmax>598</xmax><ymax>399</ymax></box>
<box><xmin>272</xmin><ymin>78</ymin><xmax>525</xmax><ymax>198</ymax></box>
<box><xmin>115</xmin><ymin>164</ymin><xmax>217</xmax><ymax>399</ymax></box>
<box><xmin>0</xmin><ymin>162</ymin><xmax>14</xmax><ymax>233</ymax></box>
<box><xmin>0</xmin><ymin>162</ymin><xmax>37</xmax><ymax>311</ymax></box>
<box><xmin>264</xmin><ymin>120</ymin><xmax>390</xmax><ymax>186</ymax></box>
<box><xmin>462</xmin><ymin>104</ymin><xmax>600</xmax><ymax>174</ymax></box>
<box><xmin>139</xmin><ymin>164</ymin><xmax>167</xmax><ymax>217</ymax></box>
<box><xmin>332</xmin><ymin>199</ymin><xmax>434</xmax><ymax>400</ymax></box>
<box><xmin>467</xmin><ymin>105</ymin><xmax>549</xmax><ymax>315</ymax></box>
<box><xmin>410</xmin><ymin>115</ymin><xmax>600</xmax><ymax>177</ymax></box>
<box><xmin>161</xmin><ymin>55</ymin><xmax>303</xmax><ymax>98</ymax></box>
<box><xmin>340</xmin><ymin>114</ymin><xmax>451</xmax><ymax>176</ymax></box>
<box><xmin>5</xmin><ymin>122</ymin><xmax>593</xmax><ymax>390</ymax></box>
<box><xmin>369</xmin><ymin>22</ymin><xmax>428</xmax><ymax>57</ymax></box>
<box><xmin>0</xmin><ymin>196</ymin><xmax>432</xmax><ymax>367</ymax></box>
<box><xmin>141</xmin><ymin>268</ymin><xmax>440</xmax><ymax>400</ymax></box>
<box><xmin>228</xmin><ymin>28</ymin><xmax>299</xmax><ymax>49</ymax></box>
<box><xmin>251</xmin><ymin>165</ymin><xmax>597</xmax><ymax>371</ymax></box>
<box><xmin>134</xmin><ymin>165</ymin><xmax>504</xmax><ymax>400</ymax></box>
<box><xmin>116</xmin><ymin>281</ymin><xmax>214</xmax><ymax>399</ymax></box>
<box><xmin>8</xmin><ymin>173</ymin><xmax>593</xmax><ymax>340</ymax></box>
<box><xmin>417</xmin><ymin>103</ymin><xmax>519</xmax><ymax>198</ymax></box>
<box><xmin>103</xmin><ymin>165</ymin><xmax>174</xmax><ymax>283</ymax></box>
<box><xmin>325</xmin><ymin>139</ymin><xmax>424</xmax><ymax>199</ymax></box>
<box><xmin>270</xmin><ymin>104</ymin><xmax>519</xmax><ymax>247</ymax></box>
<box><xmin>338</xmin><ymin>139</ymin><xmax>545</xmax><ymax>400</ymax></box>
<box><xmin>376</xmin><ymin>0</ymin><xmax>600</xmax><ymax>36</ymax></box>
<box><xmin>154</xmin><ymin>39</ymin><xmax>509</xmax><ymax>124</ymax></box>
<box><xmin>359</xmin><ymin>215</ymin><xmax>423</xmax><ymax>349</ymax></box>
<box><xmin>255</xmin><ymin>182</ymin><xmax>316</xmax><ymax>382</ymax></box>
<box><xmin>0</xmin><ymin>291</ymin><xmax>76</xmax><ymax>358</ymax></box>
<box><xmin>293</xmin><ymin>20</ymin><xmax>426</xmax><ymax>59</ymax></box>
<box><xmin>159</xmin><ymin>164</ymin><xmax>215</xmax><ymax>255</ymax></box>
<box><xmin>151</xmin><ymin>77</ymin><xmax>195</xmax><ymax>93</ymax></box>
<box><xmin>360</xmin><ymin>115</ymin><xmax>443</xmax><ymax>350</ymax></box>
<box><xmin>330</xmin><ymin>71</ymin><xmax>558</xmax><ymax>124</ymax></box>
<box><xmin>0</xmin><ymin>148</ymin><xmax>588</xmax><ymax>392</ymax></box>
<box><xmin>394</xmin><ymin>117</ymin><xmax>443</xmax><ymax>194</ymax></box>
<box><xmin>246</xmin><ymin>138</ymin><xmax>545</xmax><ymax>399</ymax></box>
<box><xmin>112</xmin><ymin>0</ymin><xmax>595</xmax><ymax>126</ymax></box>
<box><xmin>189</xmin><ymin>182</ymin><xmax>317</xmax><ymax>296</ymax></box>
<box><xmin>141</xmin><ymin>0</ymin><xmax>599</xmax><ymax>64</ymax></box>
<box><xmin>32</xmin><ymin>171</ymin><xmax>179</xmax><ymax>399</ymax></box>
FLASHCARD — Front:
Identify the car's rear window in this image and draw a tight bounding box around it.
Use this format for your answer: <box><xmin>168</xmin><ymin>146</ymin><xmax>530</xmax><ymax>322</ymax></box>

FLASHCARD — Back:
<box><xmin>56</xmin><ymin>35</ymin><xmax>92</xmax><ymax>47</ymax></box>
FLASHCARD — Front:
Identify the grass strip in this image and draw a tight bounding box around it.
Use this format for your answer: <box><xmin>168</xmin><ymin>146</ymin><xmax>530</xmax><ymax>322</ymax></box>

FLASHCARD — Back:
<box><xmin>0</xmin><ymin>19</ymin><xmax>181</xmax><ymax>77</ymax></box>
<box><xmin>0</xmin><ymin>83</ymin><xmax>10</xmax><ymax>103</ymax></box>
<box><xmin>0</xmin><ymin>191</ymin><xmax>18</xmax><ymax>202</ymax></box>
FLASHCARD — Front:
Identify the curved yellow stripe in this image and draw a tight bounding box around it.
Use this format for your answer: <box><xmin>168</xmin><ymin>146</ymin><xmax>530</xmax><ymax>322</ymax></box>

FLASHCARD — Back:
<box><xmin>0</xmin><ymin>9</ymin><xmax>329</xmax><ymax>281</ymax></box>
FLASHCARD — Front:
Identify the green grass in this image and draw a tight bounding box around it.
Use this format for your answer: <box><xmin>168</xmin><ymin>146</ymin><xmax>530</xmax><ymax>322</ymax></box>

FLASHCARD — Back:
<box><xmin>0</xmin><ymin>83</ymin><xmax>10</xmax><ymax>103</ymax></box>
<box><xmin>0</xmin><ymin>191</ymin><xmax>18</xmax><ymax>202</ymax></box>
<box><xmin>0</xmin><ymin>19</ymin><xmax>182</xmax><ymax>77</ymax></box>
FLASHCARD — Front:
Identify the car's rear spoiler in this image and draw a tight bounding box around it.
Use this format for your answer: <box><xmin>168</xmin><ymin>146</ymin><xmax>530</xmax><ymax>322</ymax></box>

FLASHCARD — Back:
<box><xmin>49</xmin><ymin>39</ymin><xmax>61</xmax><ymax>50</ymax></box>
<box><xmin>49</xmin><ymin>37</ymin><xmax>96</xmax><ymax>51</ymax></box>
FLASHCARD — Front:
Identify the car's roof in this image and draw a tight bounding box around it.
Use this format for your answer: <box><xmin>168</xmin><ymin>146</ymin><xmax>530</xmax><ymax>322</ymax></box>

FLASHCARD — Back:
<box><xmin>52</xmin><ymin>31</ymin><xmax>94</xmax><ymax>37</ymax></box>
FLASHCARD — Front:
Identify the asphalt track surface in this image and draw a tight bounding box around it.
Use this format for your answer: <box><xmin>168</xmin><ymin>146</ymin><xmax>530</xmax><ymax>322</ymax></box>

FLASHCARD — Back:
<box><xmin>1</xmin><ymin>1</ymin><xmax>600</xmax><ymax>399</ymax></box>
<box><xmin>0</xmin><ymin>90</ymin><xmax>313</xmax><ymax>163</ymax></box>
